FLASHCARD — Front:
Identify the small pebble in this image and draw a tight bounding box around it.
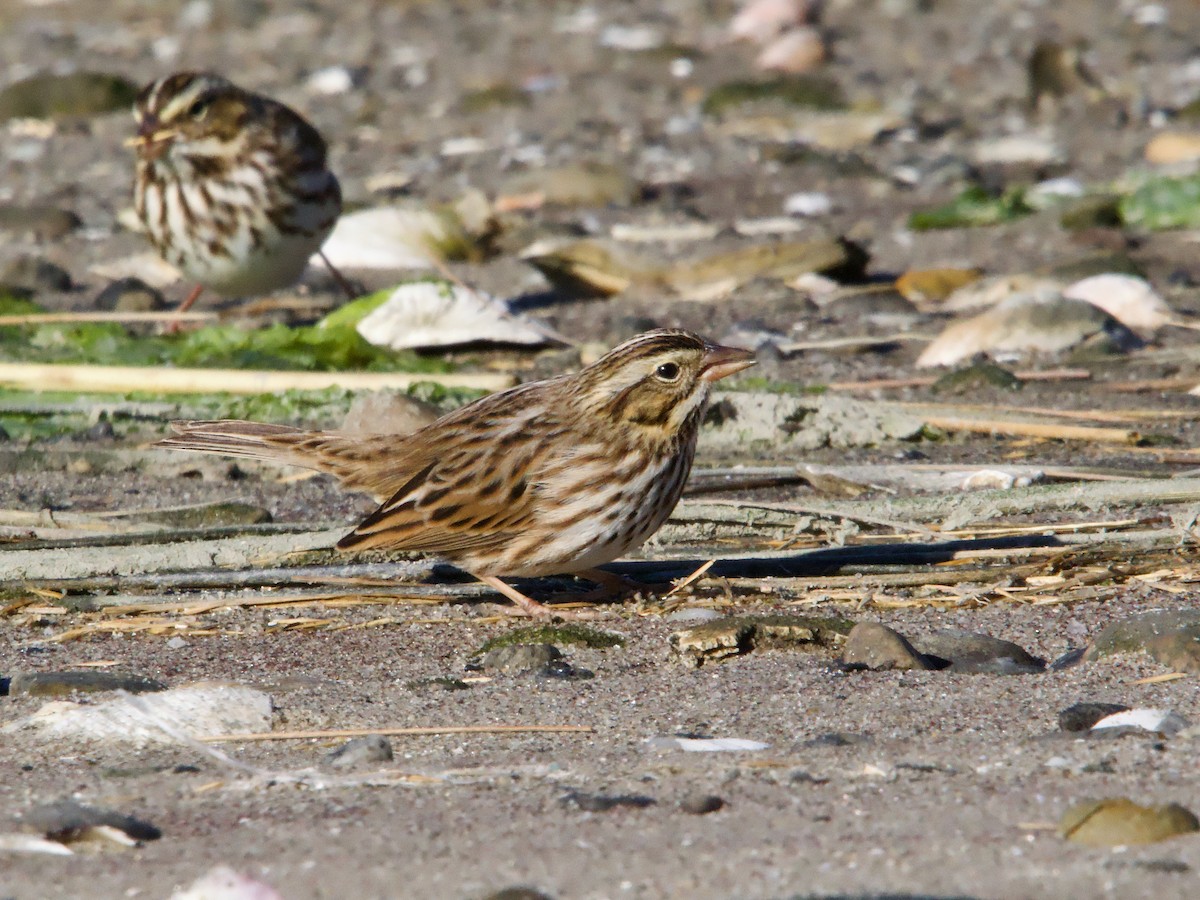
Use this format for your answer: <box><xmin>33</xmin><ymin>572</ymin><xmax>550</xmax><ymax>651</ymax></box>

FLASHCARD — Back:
<box><xmin>804</xmin><ymin>732</ymin><xmax>871</xmax><ymax>748</ymax></box>
<box><xmin>1058</xmin><ymin>702</ymin><xmax>1130</xmax><ymax>733</ymax></box>
<box><xmin>325</xmin><ymin>735</ymin><xmax>394</xmax><ymax>769</ymax></box>
<box><xmin>665</xmin><ymin>607</ymin><xmax>723</xmax><ymax>623</ymax></box>
<box><xmin>94</xmin><ymin>277</ymin><xmax>166</xmax><ymax>313</ymax></box>
<box><xmin>481</xmin><ymin>889</ymin><xmax>554</xmax><ymax>900</ymax></box>
<box><xmin>481</xmin><ymin>643</ymin><xmax>562</xmax><ymax>673</ymax></box>
<box><xmin>8</xmin><ymin>670</ymin><xmax>166</xmax><ymax>698</ymax></box>
<box><xmin>842</xmin><ymin>622</ymin><xmax>932</xmax><ymax>671</ymax></box>
<box><xmin>560</xmin><ymin>790</ymin><xmax>655</xmax><ymax>812</ymax></box>
<box><xmin>1</xmin><ymin>255</ymin><xmax>72</xmax><ymax>293</ymax></box>
<box><xmin>22</xmin><ymin>800</ymin><xmax>161</xmax><ymax>843</ymax></box>
<box><xmin>784</xmin><ymin>191</ymin><xmax>833</xmax><ymax>217</ymax></box>
<box><xmin>535</xmin><ymin>660</ymin><xmax>594</xmax><ymax>681</ymax></box>
<box><xmin>679</xmin><ymin>794</ymin><xmax>724</xmax><ymax>815</ymax></box>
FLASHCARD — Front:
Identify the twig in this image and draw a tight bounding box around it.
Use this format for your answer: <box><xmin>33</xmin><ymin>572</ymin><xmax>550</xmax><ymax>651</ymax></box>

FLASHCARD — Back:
<box><xmin>779</xmin><ymin>334</ymin><xmax>933</xmax><ymax>353</ymax></box>
<box><xmin>0</xmin><ymin>362</ymin><xmax>515</xmax><ymax>395</ymax></box>
<box><xmin>922</xmin><ymin>415</ymin><xmax>1139</xmax><ymax>445</ymax></box>
<box><xmin>827</xmin><ymin>368</ymin><xmax>1091</xmax><ymax>391</ymax></box>
<box><xmin>665</xmin><ymin>559</ymin><xmax>716</xmax><ymax>597</ymax></box>
<box><xmin>692</xmin><ymin>497</ymin><xmax>938</xmax><ymax>537</ymax></box>
<box><xmin>0</xmin><ymin>311</ymin><xmax>216</xmax><ymax>325</ymax></box>
<box><xmin>897</xmin><ymin>401</ymin><xmax>1196</xmax><ymax>426</ymax></box>
<box><xmin>199</xmin><ymin>724</ymin><xmax>595</xmax><ymax>743</ymax></box>
<box><xmin>1106</xmin><ymin>377</ymin><xmax>1198</xmax><ymax>393</ymax></box>
<box><xmin>1130</xmin><ymin>672</ymin><xmax>1187</xmax><ymax>685</ymax></box>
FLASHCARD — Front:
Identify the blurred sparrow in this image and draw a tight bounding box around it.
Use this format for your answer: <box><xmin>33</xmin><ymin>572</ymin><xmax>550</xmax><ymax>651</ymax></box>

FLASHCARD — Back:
<box><xmin>129</xmin><ymin>71</ymin><xmax>350</xmax><ymax>316</ymax></box>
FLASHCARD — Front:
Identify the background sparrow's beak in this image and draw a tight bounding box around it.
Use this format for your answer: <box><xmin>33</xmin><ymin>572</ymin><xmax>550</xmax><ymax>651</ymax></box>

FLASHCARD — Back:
<box><xmin>700</xmin><ymin>343</ymin><xmax>757</xmax><ymax>382</ymax></box>
<box><xmin>124</xmin><ymin>115</ymin><xmax>172</xmax><ymax>149</ymax></box>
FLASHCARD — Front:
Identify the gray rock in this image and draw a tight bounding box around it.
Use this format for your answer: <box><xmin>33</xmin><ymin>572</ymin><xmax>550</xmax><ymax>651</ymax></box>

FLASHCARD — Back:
<box><xmin>703</xmin><ymin>392</ymin><xmax>926</xmax><ymax>453</ymax></box>
<box><xmin>822</xmin><ymin>287</ymin><xmax>919</xmax><ymax>323</ymax></box>
<box><xmin>1050</xmin><ymin>647</ymin><xmax>1087</xmax><ymax>670</ymax></box>
<box><xmin>670</xmin><ymin>614</ymin><xmax>853</xmax><ymax>667</ymax></box>
<box><xmin>1060</xmin><ymin>798</ymin><xmax>1200</xmax><ymax>847</ymax></box>
<box><xmin>932</xmin><ymin>361</ymin><xmax>1022</xmax><ymax>395</ymax></box>
<box><xmin>559</xmin><ymin>790</ymin><xmax>655</xmax><ymax>812</ymax></box>
<box><xmin>1104</xmin><ymin>858</ymin><xmax>1190</xmax><ymax>874</ymax></box>
<box><xmin>679</xmin><ymin>794</ymin><xmax>724</xmax><ymax>815</ymax></box>
<box><xmin>480</xmin><ymin>889</ymin><xmax>554</xmax><ymax>900</ymax></box>
<box><xmin>7</xmin><ymin>670</ymin><xmax>166</xmax><ymax>697</ymax></box>
<box><xmin>665</xmin><ymin>607</ymin><xmax>723</xmax><ymax>623</ymax></box>
<box><xmin>325</xmin><ymin>735</ymin><xmax>394</xmax><ymax>769</ymax></box>
<box><xmin>1</xmin><ymin>255</ymin><xmax>72</xmax><ymax>293</ymax></box>
<box><xmin>911</xmin><ymin>629</ymin><xmax>1046</xmax><ymax>674</ymax></box>
<box><xmin>842</xmin><ymin>622</ymin><xmax>933</xmax><ymax>671</ymax></box>
<box><xmin>0</xmin><ymin>204</ymin><xmax>81</xmax><ymax>240</ymax></box>
<box><xmin>1084</xmin><ymin>609</ymin><xmax>1200</xmax><ymax>672</ymax></box>
<box><xmin>481</xmin><ymin>643</ymin><xmax>561</xmax><ymax>672</ymax></box>
<box><xmin>803</xmin><ymin>732</ymin><xmax>871</xmax><ymax>748</ymax></box>
<box><xmin>22</xmin><ymin>800</ymin><xmax>161</xmax><ymax>842</ymax></box>
<box><xmin>1058</xmin><ymin>702</ymin><xmax>1130</xmax><ymax>732</ymax></box>
<box><xmin>535</xmin><ymin>659</ymin><xmax>594</xmax><ymax>681</ymax></box>
<box><xmin>94</xmin><ymin>277</ymin><xmax>166</xmax><ymax>313</ymax></box>
<box><xmin>341</xmin><ymin>389</ymin><xmax>441</xmax><ymax>436</ymax></box>
<box><xmin>0</xmin><ymin>72</ymin><xmax>138</xmax><ymax>122</ymax></box>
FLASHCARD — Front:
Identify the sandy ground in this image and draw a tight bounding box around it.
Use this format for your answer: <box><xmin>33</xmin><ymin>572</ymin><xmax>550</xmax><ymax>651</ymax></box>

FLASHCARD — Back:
<box><xmin>4</xmin><ymin>1</ymin><xmax>1200</xmax><ymax>898</ymax></box>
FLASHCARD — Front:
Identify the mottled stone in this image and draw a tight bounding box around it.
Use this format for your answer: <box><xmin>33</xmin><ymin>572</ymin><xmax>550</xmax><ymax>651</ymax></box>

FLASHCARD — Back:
<box><xmin>22</xmin><ymin>800</ymin><xmax>161</xmax><ymax>842</ymax></box>
<box><xmin>1058</xmin><ymin>702</ymin><xmax>1130</xmax><ymax>732</ymax></box>
<box><xmin>94</xmin><ymin>277</ymin><xmax>167</xmax><ymax>313</ymax></box>
<box><xmin>325</xmin><ymin>735</ymin><xmax>393</xmax><ymax>769</ymax></box>
<box><xmin>1060</xmin><ymin>798</ymin><xmax>1199</xmax><ymax>846</ymax></box>
<box><xmin>1</xmin><ymin>255</ymin><xmax>72</xmax><ymax>293</ymax></box>
<box><xmin>560</xmin><ymin>790</ymin><xmax>655</xmax><ymax>812</ymax></box>
<box><xmin>0</xmin><ymin>204</ymin><xmax>81</xmax><ymax>240</ymax></box>
<box><xmin>670</xmin><ymin>614</ymin><xmax>853</xmax><ymax>667</ymax></box>
<box><xmin>342</xmin><ymin>390</ymin><xmax>440</xmax><ymax>437</ymax></box>
<box><xmin>1084</xmin><ymin>610</ymin><xmax>1200</xmax><ymax>672</ymax></box>
<box><xmin>679</xmin><ymin>794</ymin><xmax>724</xmax><ymax>815</ymax></box>
<box><xmin>481</xmin><ymin>643</ymin><xmax>561</xmax><ymax>672</ymax></box>
<box><xmin>842</xmin><ymin>622</ymin><xmax>933</xmax><ymax>671</ymax></box>
<box><xmin>0</xmin><ymin>72</ymin><xmax>138</xmax><ymax>122</ymax></box>
<box><xmin>7</xmin><ymin>670</ymin><xmax>166</xmax><ymax>698</ymax></box>
<box><xmin>911</xmin><ymin>630</ymin><xmax>1045</xmax><ymax>674</ymax></box>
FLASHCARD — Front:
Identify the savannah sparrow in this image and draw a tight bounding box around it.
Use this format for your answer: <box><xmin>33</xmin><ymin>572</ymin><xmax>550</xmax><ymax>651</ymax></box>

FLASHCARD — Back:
<box><xmin>157</xmin><ymin>330</ymin><xmax>757</xmax><ymax>616</ymax></box>
<box><xmin>129</xmin><ymin>71</ymin><xmax>348</xmax><ymax>315</ymax></box>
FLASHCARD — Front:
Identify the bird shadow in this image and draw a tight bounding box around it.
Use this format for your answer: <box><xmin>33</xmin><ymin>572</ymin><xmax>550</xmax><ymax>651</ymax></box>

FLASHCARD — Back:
<box><xmin>531</xmin><ymin>533</ymin><xmax>1067</xmax><ymax>592</ymax></box>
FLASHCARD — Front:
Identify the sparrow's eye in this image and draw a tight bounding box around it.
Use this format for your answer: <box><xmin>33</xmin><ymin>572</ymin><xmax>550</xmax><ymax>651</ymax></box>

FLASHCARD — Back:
<box><xmin>655</xmin><ymin>362</ymin><xmax>681</xmax><ymax>382</ymax></box>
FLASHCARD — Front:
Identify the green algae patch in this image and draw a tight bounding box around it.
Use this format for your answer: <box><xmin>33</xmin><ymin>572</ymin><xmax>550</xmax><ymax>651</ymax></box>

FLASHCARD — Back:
<box><xmin>478</xmin><ymin>624</ymin><xmax>625</xmax><ymax>654</ymax></box>
<box><xmin>908</xmin><ymin>186</ymin><xmax>1034</xmax><ymax>231</ymax></box>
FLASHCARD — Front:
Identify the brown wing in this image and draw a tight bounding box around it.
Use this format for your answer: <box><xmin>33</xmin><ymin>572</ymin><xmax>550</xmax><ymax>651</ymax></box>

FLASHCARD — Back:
<box><xmin>336</xmin><ymin>383</ymin><xmax>570</xmax><ymax>557</ymax></box>
<box><xmin>157</xmin><ymin>419</ymin><xmax>423</xmax><ymax>502</ymax></box>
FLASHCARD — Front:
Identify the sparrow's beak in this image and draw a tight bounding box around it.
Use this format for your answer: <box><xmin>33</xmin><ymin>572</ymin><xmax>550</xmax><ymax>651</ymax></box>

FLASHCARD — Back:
<box><xmin>124</xmin><ymin>115</ymin><xmax>175</xmax><ymax>150</ymax></box>
<box><xmin>700</xmin><ymin>343</ymin><xmax>757</xmax><ymax>382</ymax></box>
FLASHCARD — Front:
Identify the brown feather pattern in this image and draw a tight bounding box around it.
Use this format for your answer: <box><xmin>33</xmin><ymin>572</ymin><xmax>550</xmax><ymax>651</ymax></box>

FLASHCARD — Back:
<box><xmin>157</xmin><ymin>329</ymin><xmax>756</xmax><ymax>610</ymax></box>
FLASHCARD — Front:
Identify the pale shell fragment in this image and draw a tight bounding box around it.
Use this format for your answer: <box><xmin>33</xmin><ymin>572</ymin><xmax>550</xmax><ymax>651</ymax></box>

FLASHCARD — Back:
<box><xmin>784</xmin><ymin>191</ymin><xmax>833</xmax><ymax>217</ymax></box>
<box><xmin>171</xmin><ymin>866</ymin><xmax>284</xmax><ymax>900</ymax></box>
<box><xmin>916</xmin><ymin>290</ymin><xmax>1139</xmax><ymax>368</ymax></box>
<box><xmin>356</xmin><ymin>281</ymin><xmax>553</xmax><ymax>350</ymax></box>
<box><xmin>0</xmin><ymin>683</ymin><xmax>273</xmax><ymax>747</ymax></box>
<box><xmin>648</xmin><ymin>736</ymin><xmax>771</xmax><ymax>752</ymax></box>
<box><xmin>1062</xmin><ymin>273</ymin><xmax>1176</xmax><ymax>334</ymax></box>
<box><xmin>89</xmin><ymin>252</ymin><xmax>182</xmax><ymax>289</ymax></box>
<box><xmin>1091</xmin><ymin>708</ymin><xmax>1189</xmax><ymax>737</ymax></box>
<box><xmin>756</xmin><ymin>26</ymin><xmax>826</xmax><ymax>74</ymax></box>
<box><xmin>730</xmin><ymin>0</ymin><xmax>811</xmax><ymax>43</ymax></box>
<box><xmin>316</xmin><ymin>207</ymin><xmax>450</xmax><ymax>270</ymax></box>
